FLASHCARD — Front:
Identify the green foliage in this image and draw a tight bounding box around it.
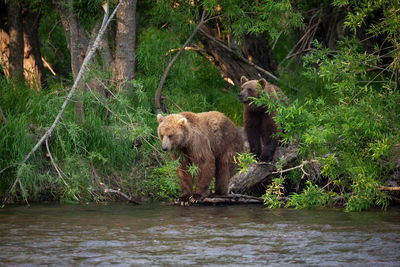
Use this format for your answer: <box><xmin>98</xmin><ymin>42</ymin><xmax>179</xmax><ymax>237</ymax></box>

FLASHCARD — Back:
<box><xmin>264</xmin><ymin>37</ymin><xmax>400</xmax><ymax>211</ymax></box>
<box><xmin>333</xmin><ymin>0</ymin><xmax>400</xmax><ymax>76</ymax></box>
<box><xmin>288</xmin><ymin>181</ymin><xmax>332</xmax><ymax>209</ymax></box>
<box><xmin>235</xmin><ymin>152</ymin><xmax>257</xmax><ymax>174</ymax></box>
<box><xmin>346</xmin><ymin>174</ymin><xmax>390</xmax><ymax>212</ymax></box>
<box><xmin>261</xmin><ymin>177</ymin><xmax>286</xmax><ymax>208</ymax></box>
<box><xmin>153</xmin><ymin>0</ymin><xmax>303</xmax><ymax>41</ymax></box>
<box><xmin>143</xmin><ymin>158</ymin><xmax>181</xmax><ymax>201</ymax></box>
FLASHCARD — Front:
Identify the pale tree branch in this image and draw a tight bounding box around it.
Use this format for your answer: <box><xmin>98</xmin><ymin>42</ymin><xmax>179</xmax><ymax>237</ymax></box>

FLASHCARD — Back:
<box><xmin>100</xmin><ymin>182</ymin><xmax>140</xmax><ymax>204</ymax></box>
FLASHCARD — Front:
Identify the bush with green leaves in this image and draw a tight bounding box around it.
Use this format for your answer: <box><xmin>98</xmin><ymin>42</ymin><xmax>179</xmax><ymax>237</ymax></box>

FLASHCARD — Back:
<box><xmin>262</xmin><ymin>177</ymin><xmax>286</xmax><ymax>209</ymax></box>
<box><xmin>253</xmin><ymin>37</ymin><xmax>400</xmax><ymax>211</ymax></box>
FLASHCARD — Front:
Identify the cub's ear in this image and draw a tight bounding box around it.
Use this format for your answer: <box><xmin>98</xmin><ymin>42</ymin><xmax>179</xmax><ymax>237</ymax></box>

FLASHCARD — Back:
<box><xmin>258</xmin><ymin>78</ymin><xmax>267</xmax><ymax>89</ymax></box>
<box><xmin>157</xmin><ymin>114</ymin><xmax>164</xmax><ymax>124</ymax></box>
<box><xmin>177</xmin><ymin>117</ymin><xmax>187</xmax><ymax>127</ymax></box>
<box><xmin>240</xmin><ymin>76</ymin><xmax>248</xmax><ymax>85</ymax></box>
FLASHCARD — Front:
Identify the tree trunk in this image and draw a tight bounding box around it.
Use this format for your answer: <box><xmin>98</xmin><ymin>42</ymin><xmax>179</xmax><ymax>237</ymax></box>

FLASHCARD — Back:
<box><xmin>228</xmin><ymin>144</ymin><xmax>299</xmax><ymax>195</ymax></box>
<box><xmin>0</xmin><ymin>29</ymin><xmax>10</xmax><ymax>77</ymax></box>
<box><xmin>7</xmin><ymin>0</ymin><xmax>24</xmax><ymax>82</ymax></box>
<box><xmin>55</xmin><ymin>0</ymin><xmax>97</xmax><ymax>122</ymax></box>
<box><xmin>112</xmin><ymin>0</ymin><xmax>137</xmax><ymax>92</ymax></box>
<box><xmin>21</xmin><ymin>3</ymin><xmax>46</xmax><ymax>90</ymax></box>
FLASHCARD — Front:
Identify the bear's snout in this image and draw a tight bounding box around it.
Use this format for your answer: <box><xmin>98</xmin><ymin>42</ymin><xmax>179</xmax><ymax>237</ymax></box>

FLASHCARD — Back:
<box><xmin>161</xmin><ymin>137</ymin><xmax>172</xmax><ymax>151</ymax></box>
<box><xmin>238</xmin><ymin>92</ymin><xmax>247</xmax><ymax>102</ymax></box>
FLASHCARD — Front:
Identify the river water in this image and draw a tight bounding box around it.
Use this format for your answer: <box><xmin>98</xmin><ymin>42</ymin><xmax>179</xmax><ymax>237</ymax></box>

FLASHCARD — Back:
<box><xmin>1</xmin><ymin>203</ymin><xmax>399</xmax><ymax>266</ymax></box>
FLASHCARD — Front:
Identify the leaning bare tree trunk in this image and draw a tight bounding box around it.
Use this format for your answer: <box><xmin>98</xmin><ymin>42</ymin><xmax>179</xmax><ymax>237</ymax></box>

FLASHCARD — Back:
<box><xmin>7</xmin><ymin>0</ymin><xmax>24</xmax><ymax>82</ymax></box>
<box><xmin>22</xmin><ymin>4</ymin><xmax>46</xmax><ymax>90</ymax></box>
<box><xmin>112</xmin><ymin>0</ymin><xmax>137</xmax><ymax>92</ymax></box>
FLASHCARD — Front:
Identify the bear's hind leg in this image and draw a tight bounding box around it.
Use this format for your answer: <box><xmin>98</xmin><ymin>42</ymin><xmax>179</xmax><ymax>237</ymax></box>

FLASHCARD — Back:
<box><xmin>214</xmin><ymin>152</ymin><xmax>234</xmax><ymax>196</ymax></box>
<box><xmin>193</xmin><ymin>159</ymin><xmax>216</xmax><ymax>201</ymax></box>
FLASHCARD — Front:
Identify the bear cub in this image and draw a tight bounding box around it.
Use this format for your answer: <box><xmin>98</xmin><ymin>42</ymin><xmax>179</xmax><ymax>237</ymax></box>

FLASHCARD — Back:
<box><xmin>238</xmin><ymin>76</ymin><xmax>287</xmax><ymax>162</ymax></box>
<box><xmin>157</xmin><ymin>111</ymin><xmax>243</xmax><ymax>205</ymax></box>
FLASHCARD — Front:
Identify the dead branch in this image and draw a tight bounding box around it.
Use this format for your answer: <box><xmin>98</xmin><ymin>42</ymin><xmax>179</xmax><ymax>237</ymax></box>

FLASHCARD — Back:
<box><xmin>380</xmin><ymin>186</ymin><xmax>400</xmax><ymax>191</ymax></box>
<box><xmin>271</xmin><ymin>159</ymin><xmax>319</xmax><ymax>179</ymax></box>
<box><xmin>1</xmin><ymin>1</ymin><xmax>122</xmax><ymax>207</ymax></box>
<box><xmin>155</xmin><ymin>9</ymin><xmax>207</xmax><ymax>113</ymax></box>
<box><xmin>164</xmin><ymin>46</ymin><xmax>204</xmax><ymax>57</ymax></box>
<box><xmin>100</xmin><ymin>182</ymin><xmax>140</xmax><ymax>204</ymax></box>
<box><xmin>279</xmin><ymin>11</ymin><xmax>321</xmax><ymax>68</ymax></box>
<box><xmin>41</xmin><ymin>57</ymin><xmax>56</xmax><ymax>76</ymax></box>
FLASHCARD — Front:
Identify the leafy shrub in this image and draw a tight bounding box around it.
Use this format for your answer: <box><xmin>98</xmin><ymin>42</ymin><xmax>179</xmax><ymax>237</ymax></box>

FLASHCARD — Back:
<box><xmin>261</xmin><ymin>177</ymin><xmax>286</xmax><ymax>208</ymax></box>
<box><xmin>288</xmin><ymin>181</ymin><xmax>332</xmax><ymax>209</ymax></box>
<box><xmin>257</xmin><ymin>38</ymin><xmax>400</xmax><ymax>211</ymax></box>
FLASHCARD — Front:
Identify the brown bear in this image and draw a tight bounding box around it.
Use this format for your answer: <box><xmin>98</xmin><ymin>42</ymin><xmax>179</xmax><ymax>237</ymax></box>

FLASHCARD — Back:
<box><xmin>238</xmin><ymin>76</ymin><xmax>287</xmax><ymax>162</ymax></box>
<box><xmin>157</xmin><ymin>111</ymin><xmax>243</xmax><ymax>204</ymax></box>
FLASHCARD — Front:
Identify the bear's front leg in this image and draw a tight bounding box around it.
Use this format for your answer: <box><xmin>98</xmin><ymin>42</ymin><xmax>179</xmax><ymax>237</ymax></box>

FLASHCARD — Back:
<box><xmin>177</xmin><ymin>158</ymin><xmax>194</xmax><ymax>206</ymax></box>
<box><xmin>260</xmin><ymin>137</ymin><xmax>277</xmax><ymax>162</ymax></box>
<box><xmin>192</xmin><ymin>159</ymin><xmax>216</xmax><ymax>203</ymax></box>
<box><xmin>260</xmin><ymin>118</ymin><xmax>278</xmax><ymax>162</ymax></box>
<box><xmin>245</xmin><ymin>115</ymin><xmax>262</xmax><ymax>159</ymax></box>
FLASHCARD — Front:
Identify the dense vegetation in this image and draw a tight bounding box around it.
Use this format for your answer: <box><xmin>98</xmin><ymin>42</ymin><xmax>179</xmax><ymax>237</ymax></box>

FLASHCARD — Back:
<box><xmin>0</xmin><ymin>0</ymin><xmax>399</xmax><ymax>211</ymax></box>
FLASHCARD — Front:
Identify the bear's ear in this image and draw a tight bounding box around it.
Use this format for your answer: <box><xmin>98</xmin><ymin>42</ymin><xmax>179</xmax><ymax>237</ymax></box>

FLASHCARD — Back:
<box><xmin>157</xmin><ymin>114</ymin><xmax>164</xmax><ymax>124</ymax></box>
<box><xmin>240</xmin><ymin>76</ymin><xmax>248</xmax><ymax>85</ymax></box>
<box><xmin>177</xmin><ymin>117</ymin><xmax>187</xmax><ymax>127</ymax></box>
<box><xmin>258</xmin><ymin>78</ymin><xmax>267</xmax><ymax>89</ymax></box>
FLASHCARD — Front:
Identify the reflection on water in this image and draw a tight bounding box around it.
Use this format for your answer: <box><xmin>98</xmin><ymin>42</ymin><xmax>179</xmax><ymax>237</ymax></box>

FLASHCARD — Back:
<box><xmin>1</xmin><ymin>204</ymin><xmax>400</xmax><ymax>266</ymax></box>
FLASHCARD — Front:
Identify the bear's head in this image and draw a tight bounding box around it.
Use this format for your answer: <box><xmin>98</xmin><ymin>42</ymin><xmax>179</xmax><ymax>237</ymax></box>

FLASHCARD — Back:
<box><xmin>238</xmin><ymin>76</ymin><xmax>267</xmax><ymax>104</ymax></box>
<box><xmin>157</xmin><ymin>114</ymin><xmax>188</xmax><ymax>151</ymax></box>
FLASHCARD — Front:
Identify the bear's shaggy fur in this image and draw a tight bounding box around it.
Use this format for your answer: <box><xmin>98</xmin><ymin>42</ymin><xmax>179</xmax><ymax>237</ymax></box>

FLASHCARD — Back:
<box><xmin>157</xmin><ymin>111</ymin><xmax>243</xmax><ymax>203</ymax></box>
<box><xmin>238</xmin><ymin>76</ymin><xmax>286</xmax><ymax>162</ymax></box>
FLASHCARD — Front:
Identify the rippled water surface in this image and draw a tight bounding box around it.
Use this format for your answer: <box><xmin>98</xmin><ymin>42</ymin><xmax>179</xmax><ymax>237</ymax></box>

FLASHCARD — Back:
<box><xmin>1</xmin><ymin>203</ymin><xmax>400</xmax><ymax>266</ymax></box>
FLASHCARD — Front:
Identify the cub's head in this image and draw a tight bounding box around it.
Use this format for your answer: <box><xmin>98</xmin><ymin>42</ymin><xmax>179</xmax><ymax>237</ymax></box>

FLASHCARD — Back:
<box><xmin>238</xmin><ymin>76</ymin><xmax>267</xmax><ymax>104</ymax></box>
<box><xmin>157</xmin><ymin>114</ymin><xmax>188</xmax><ymax>151</ymax></box>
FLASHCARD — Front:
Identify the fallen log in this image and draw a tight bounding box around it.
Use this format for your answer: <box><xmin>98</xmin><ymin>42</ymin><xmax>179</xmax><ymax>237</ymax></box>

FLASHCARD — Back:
<box><xmin>229</xmin><ymin>144</ymin><xmax>299</xmax><ymax>195</ymax></box>
<box><xmin>167</xmin><ymin>194</ymin><xmax>264</xmax><ymax>206</ymax></box>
